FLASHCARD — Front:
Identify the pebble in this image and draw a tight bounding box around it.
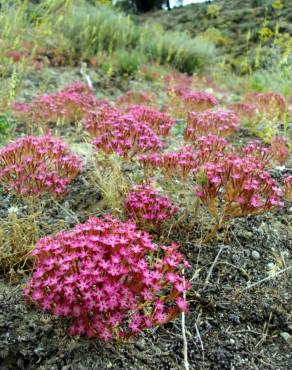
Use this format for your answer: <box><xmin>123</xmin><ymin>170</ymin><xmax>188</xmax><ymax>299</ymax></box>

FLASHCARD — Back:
<box><xmin>251</xmin><ymin>250</ymin><xmax>260</xmax><ymax>260</ymax></box>
<box><xmin>280</xmin><ymin>332</ymin><xmax>292</xmax><ymax>348</ymax></box>
<box><xmin>267</xmin><ymin>262</ymin><xmax>275</xmax><ymax>270</ymax></box>
<box><xmin>230</xmin><ymin>338</ymin><xmax>235</xmax><ymax>345</ymax></box>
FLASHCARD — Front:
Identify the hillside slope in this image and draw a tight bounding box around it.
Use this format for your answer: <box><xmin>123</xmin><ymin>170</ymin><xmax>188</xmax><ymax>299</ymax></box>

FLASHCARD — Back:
<box><xmin>136</xmin><ymin>0</ymin><xmax>292</xmax><ymax>68</ymax></box>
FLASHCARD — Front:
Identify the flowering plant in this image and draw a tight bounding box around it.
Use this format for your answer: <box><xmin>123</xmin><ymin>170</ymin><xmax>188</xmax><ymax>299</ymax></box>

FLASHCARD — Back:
<box><xmin>270</xmin><ymin>136</ymin><xmax>290</xmax><ymax>165</ymax></box>
<box><xmin>181</xmin><ymin>91</ymin><xmax>218</xmax><ymax>113</ymax></box>
<box><xmin>195</xmin><ymin>154</ymin><xmax>283</xmax><ymax>224</ymax></box>
<box><xmin>228</xmin><ymin>102</ymin><xmax>257</xmax><ymax>125</ymax></box>
<box><xmin>0</xmin><ymin>134</ymin><xmax>83</xmax><ymax>197</ymax></box>
<box><xmin>246</xmin><ymin>92</ymin><xmax>286</xmax><ymax>122</ymax></box>
<box><xmin>284</xmin><ymin>175</ymin><xmax>292</xmax><ymax>201</ymax></box>
<box><xmin>242</xmin><ymin>137</ymin><xmax>290</xmax><ymax>166</ymax></box>
<box><xmin>139</xmin><ymin>147</ymin><xmax>197</xmax><ymax>180</ymax></box>
<box><xmin>85</xmin><ymin>109</ymin><xmax>164</xmax><ymax>158</ymax></box>
<box><xmin>24</xmin><ymin>215</ymin><xmax>190</xmax><ymax>341</ymax></box>
<box><xmin>13</xmin><ymin>82</ymin><xmax>99</xmax><ymax>125</ymax></box>
<box><xmin>125</xmin><ymin>183</ymin><xmax>178</xmax><ymax>228</ymax></box>
<box><xmin>126</xmin><ymin>105</ymin><xmax>176</xmax><ymax>136</ymax></box>
<box><xmin>116</xmin><ymin>90</ymin><xmax>155</xmax><ymax>108</ymax></box>
<box><xmin>168</xmin><ymin>89</ymin><xmax>218</xmax><ymax>118</ymax></box>
<box><xmin>241</xmin><ymin>140</ymin><xmax>272</xmax><ymax>167</ymax></box>
<box><xmin>139</xmin><ymin>135</ymin><xmax>231</xmax><ymax>180</ymax></box>
<box><xmin>185</xmin><ymin>109</ymin><xmax>239</xmax><ymax>139</ymax></box>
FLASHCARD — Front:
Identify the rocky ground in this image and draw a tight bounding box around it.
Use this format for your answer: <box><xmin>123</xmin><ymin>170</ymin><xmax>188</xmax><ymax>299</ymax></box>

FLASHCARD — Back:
<box><xmin>0</xmin><ymin>66</ymin><xmax>291</xmax><ymax>370</ymax></box>
<box><xmin>0</xmin><ymin>172</ymin><xmax>291</xmax><ymax>369</ymax></box>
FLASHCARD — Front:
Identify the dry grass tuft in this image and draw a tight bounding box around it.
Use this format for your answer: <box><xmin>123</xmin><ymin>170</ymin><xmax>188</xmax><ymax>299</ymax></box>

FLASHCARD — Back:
<box><xmin>0</xmin><ymin>209</ymin><xmax>40</xmax><ymax>282</ymax></box>
<box><xmin>89</xmin><ymin>154</ymin><xmax>129</xmax><ymax>216</ymax></box>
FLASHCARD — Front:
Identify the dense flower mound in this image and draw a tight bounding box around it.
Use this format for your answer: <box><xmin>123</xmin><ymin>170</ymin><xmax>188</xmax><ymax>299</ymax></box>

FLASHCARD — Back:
<box><xmin>246</xmin><ymin>92</ymin><xmax>286</xmax><ymax>121</ymax></box>
<box><xmin>86</xmin><ymin>109</ymin><xmax>164</xmax><ymax>158</ymax></box>
<box><xmin>228</xmin><ymin>102</ymin><xmax>257</xmax><ymax>124</ymax></box>
<box><xmin>185</xmin><ymin>109</ymin><xmax>239</xmax><ymax>139</ymax></box>
<box><xmin>24</xmin><ymin>215</ymin><xmax>190</xmax><ymax>341</ymax></box>
<box><xmin>125</xmin><ymin>183</ymin><xmax>178</xmax><ymax>228</ymax></box>
<box><xmin>13</xmin><ymin>82</ymin><xmax>99</xmax><ymax>125</ymax></box>
<box><xmin>195</xmin><ymin>154</ymin><xmax>283</xmax><ymax>220</ymax></box>
<box><xmin>126</xmin><ymin>105</ymin><xmax>176</xmax><ymax>136</ymax></box>
<box><xmin>284</xmin><ymin>175</ymin><xmax>292</xmax><ymax>201</ymax></box>
<box><xmin>116</xmin><ymin>90</ymin><xmax>155</xmax><ymax>108</ymax></box>
<box><xmin>0</xmin><ymin>134</ymin><xmax>83</xmax><ymax>197</ymax></box>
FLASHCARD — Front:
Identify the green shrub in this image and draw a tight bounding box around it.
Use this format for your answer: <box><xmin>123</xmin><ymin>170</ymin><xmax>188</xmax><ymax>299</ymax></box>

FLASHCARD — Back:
<box><xmin>0</xmin><ymin>0</ymin><xmax>215</xmax><ymax>75</ymax></box>
<box><xmin>115</xmin><ymin>49</ymin><xmax>146</xmax><ymax>76</ymax></box>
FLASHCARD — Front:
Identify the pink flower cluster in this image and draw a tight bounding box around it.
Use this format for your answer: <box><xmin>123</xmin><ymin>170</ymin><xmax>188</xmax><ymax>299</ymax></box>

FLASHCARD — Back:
<box><xmin>85</xmin><ymin>109</ymin><xmax>164</xmax><ymax>158</ymax></box>
<box><xmin>241</xmin><ymin>140</ymin><xmax>272</xmax><ymax>167</ymax></box>
<box><xmin>13</xmin><ymin>82</ymin><xmax>99</xmax><ymax>125</ymax></box>
<box><xmin>242</xmin><ymin>137</ymin><xmax>289</xmax><ymax>166</ymax></box>
<box><xmin>140</xmin><ymin>135</ymin><xmax>231</xmax><ymax>179</ymax></box>
<box><xmin>116</xmin><ymin>90</ymin><xmax>155</xmax><ymax>108</ymax></box>
<box><xmin>24</xmin><ymin>215</ymin><xmax>190</xmax><ymax>341</ymax></box>
<box><xmin>167</xmin><ymin>88</ymin><xmax>218</xmax><ymax>118</ymax></box>
<box><xmin>270</xmin><ymin>136</ymin><xmax>290</xmax><ymax>165</ymax></box>
<box><xmin>0</xmin><ymin>134</ymin><xmax>83</xmax><ymax>197</ymax></box>
<box><xmin>185</xmin><ymin>109</ymin><xmax>239</xmax><ymax>139</ymax></box>
<box><xmin>194</xmin><ymin>134</ymin><xmax>232</xmax><ymax>162</ymax></box>
<box><xmin>126</xmin><ymin>105</ymin><xmax>176</xmax><ymax>136</ymax></box>
<box><xmin>181</xmin><ymin>91</ymin><xmax>218</xmax><ymax>113</ymax></box>
<box><xmin>284</xmin><ymin>175</ymin><xmax>292</xmax><ymax>201</ymax></box>
<box><xmin>82</xmin><ymin>102</ymin><xmax>116</xmax><ymax>136</ymax></box>
<box><xmin>125</xmin><ymin>183</ymin><xmax>178</xmax><ymax>228</ymax></box>
<box><xmin>6</xmin><ymin>50</ymin><xmax>25</xmax><ymax>63</ymax></box>
<box><xmin>228</xmin><ymin>102</ymin><xmax>257</xmax><ymax>124</ymax></box>
<box><xmin>139</xmin><ymin>147</ymin><xmax>197</xmax><ymax>179</ymax></box>
<box><xmin>195</xmin><ymin>154</ymin><xmax>283</xmax><ymax>220</ymax></box>
<box><xmin>246</xmin><ymin>92</ymin><xmax>286</xmax><ymax>121</ymax></box>
<box><xmin>164</xmin><ymin>73</ymin><xmax>194</xmax><ymax>96</ymax></box>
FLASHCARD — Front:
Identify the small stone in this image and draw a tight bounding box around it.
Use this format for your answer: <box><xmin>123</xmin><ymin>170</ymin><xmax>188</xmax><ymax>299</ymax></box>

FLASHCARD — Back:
<box><xmin>229</xmin><ymin>314</ymin><xmax>240</xmax><ymax>324</ymax></box>
<box><xmin>251</xmin><ymin>250</ymin><xmax>260</xmax><ymax>260</ymax></box>
<box><xmin>280</xmin><ymin>332</ymin><xmax>292</xmax><ymax>347</ymax></box>
<box><xmin>267</xmin><ymin>262</ymin><xmax>275</xmax><ymax>270</ymax></box>
<box><xmin>230</xmin><ymin>338</ymin><xmax>235</xmax><ymax>345</ymax></box>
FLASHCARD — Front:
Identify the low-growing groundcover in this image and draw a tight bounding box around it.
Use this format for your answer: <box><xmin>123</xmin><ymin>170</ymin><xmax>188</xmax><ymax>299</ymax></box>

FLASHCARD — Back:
<box><xmin>0</xmin><ymin>74</ymin><xmax>291</xmax><ymax>370</ymax></box>
<box><xmin>0</xmin><ymin>1</ymin><xmax>291</xmax><ymax>370</ymax></box>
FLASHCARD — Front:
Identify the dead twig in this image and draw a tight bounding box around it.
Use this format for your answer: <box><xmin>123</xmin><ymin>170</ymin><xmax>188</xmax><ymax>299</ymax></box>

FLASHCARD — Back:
<box><xmin>194</xmin><ymin>323</ymin><xmax>205</xmax><ymax>365</ymax></box>
<box><xmin>203</xmin><ymin>245</ymin><xmax>225</xmax><ymax>289</ymax></box>
<box><xmin>181</xmin><ymin>269</ymin><xmax>190</xmax><ymax>370</ymax></box>
<box><xmin>240</xmin><ymin>265</ymin><xmax>292</xmax><ymax>293</ymax></box>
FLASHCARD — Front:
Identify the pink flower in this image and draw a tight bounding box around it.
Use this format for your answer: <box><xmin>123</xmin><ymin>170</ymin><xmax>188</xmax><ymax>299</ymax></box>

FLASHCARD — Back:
<box><xmin>13</xmin><ymin>82</ymin><xmax>100</xmax><ymax>125</ymax></box>
<box><xmin>195</xmin><ymin>154</ymin><xmax>283</xmax><ymax>220</ymax></box>
<box><xmin>24</xmin><ymin>215</ymin><xmax>190</xmax><ymax>341</ymax></box>
<box><xmin>125</xmin><ymin>182</ymin><xmax>177</xmax><ymax>229</ymax></box>
<box><xmin>176</xmin><ymin>297</ymin><xmax>189</xmax><ymax>312</ymax></box>
<box><xmin>185</xmin><ymin>110</ymin><xmax>239</xmax><ymax>139</ymax></box>
<box><xmin>0</xmin><ymin>134</ymin><xmax>83</xmax><ymax>198</ymax></box>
